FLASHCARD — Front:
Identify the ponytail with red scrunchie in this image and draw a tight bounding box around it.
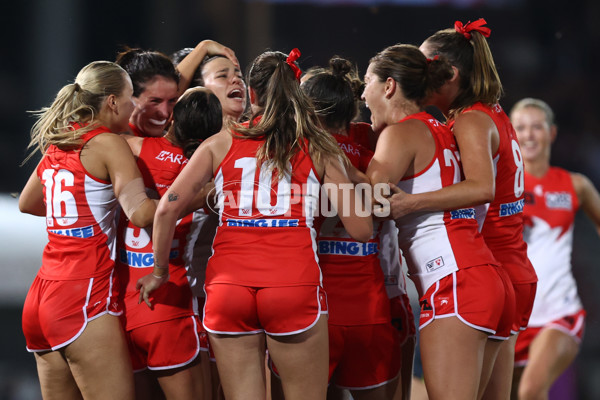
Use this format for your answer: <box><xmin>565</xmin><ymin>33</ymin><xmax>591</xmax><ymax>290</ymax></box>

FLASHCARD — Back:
<box><xmin>454</xmin><ymin>18</ymin><xmax>491</xmax><ymax>40</ymax></box>
<box><xmin>286</xmin><ymin>48</ymin><xmax>302</xmax><ymax>81</ymax></box>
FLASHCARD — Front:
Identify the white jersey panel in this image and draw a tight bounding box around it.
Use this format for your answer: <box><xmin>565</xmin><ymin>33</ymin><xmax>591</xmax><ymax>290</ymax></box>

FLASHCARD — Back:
<box><xmin>84</xmin><ymin>174</ymin><xmax>118</xmax><ymax>261</ymax></box>
<box><xmin>396</xmin><ymin>159</ymin><xmax>459</xmax><ymax>296</ymax></box>
<box><xmin>525</xmin><ymin>217</ymin><xmax>582</xmax><ymax>326</ymax></box>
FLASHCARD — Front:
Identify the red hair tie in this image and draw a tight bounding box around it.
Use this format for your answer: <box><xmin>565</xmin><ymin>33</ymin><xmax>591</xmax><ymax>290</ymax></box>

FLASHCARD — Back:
<box><xmin>454</xmin><ymin>18</ymin><xmax>491</xmax><ymax>40</ymax></box>
<box><xmin>286</xmin><ymin>48</ymin><xmax>302</xmax><ymax>81</ymax></box>
<box><xmin>426</xmin><ymin>55</ymin><xmax>439</xmax><ymax>64</ymax></box>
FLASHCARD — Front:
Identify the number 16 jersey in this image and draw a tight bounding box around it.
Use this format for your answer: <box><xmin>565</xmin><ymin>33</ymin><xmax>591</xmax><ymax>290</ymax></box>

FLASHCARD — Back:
<box><xmin>207</xmin><ymin>134</ymin><xmax>322</xmax><ymax>288</ymax></box>
<box><xmin>37</xmin><ymin>126</ymin><xmax>119</xmax><ymax>280</ymax></box>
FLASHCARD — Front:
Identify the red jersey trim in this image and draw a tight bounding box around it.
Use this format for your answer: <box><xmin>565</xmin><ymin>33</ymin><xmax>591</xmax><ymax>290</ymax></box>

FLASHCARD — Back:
<box><xmin>399</xmin><ymin>112</ymin><xmax>438</xmax><ymax>181</ymax></box>
<box><xmin>76</xmin><ymin>125</ymin><xmax>112</xmax><ymax>185</ymax></box>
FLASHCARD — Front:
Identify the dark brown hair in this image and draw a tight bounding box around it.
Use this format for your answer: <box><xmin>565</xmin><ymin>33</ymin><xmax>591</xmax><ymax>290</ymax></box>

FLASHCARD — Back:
<box><xmin>423</xmin><ymin>26</ymin><xmax>503</xmax><ymax>117</ymax></box>
<box><xmin>369</xmin><ymin>44</ymin><xmax>453</xmax><ymax>106</ymax></box>
<box><xmin>235</xmin><ymin>50</ymin><xmax>345</xmax><ymax>178</ymax></box>
<box><xmin>301</xmin><ymin>57</ymin><xmax>363</xmax><ymax>132</ymax></box>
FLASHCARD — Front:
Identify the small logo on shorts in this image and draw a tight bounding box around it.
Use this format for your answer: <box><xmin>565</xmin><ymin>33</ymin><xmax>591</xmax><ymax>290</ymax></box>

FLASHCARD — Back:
<box><xmin>420</xmin><ymin>299</ymin><xmax>433</xmax><ymax>311</ymax></box>
<box><xmin>440</xmin><ymin>298</ymin><xmax>449</xmax><ymax>306</ymax></box>
<box><xmin>384</xmin><ymin>275</ymin><xmax>398</xmax><ymax>286</ymax></box>
<box><xmin>426</xmin><ymin>256</ymin><xmax>445</xmax><ymax>272</ymax></box>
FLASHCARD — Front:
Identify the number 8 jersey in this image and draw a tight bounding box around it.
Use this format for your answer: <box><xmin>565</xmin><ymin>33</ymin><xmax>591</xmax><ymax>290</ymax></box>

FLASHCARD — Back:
<box><xmin>207</xmin><ymin>134</ymin><xmax>322</xmax><ymax>288</ymax></box>
<box><xmin>37</xmin><ymin>126</ymin><xmax>119</xmax><ymax>280</ymax></box>
<box><xmin>458</xmin><ymin>103</ymin><xmax>537</xmax><ymax>285</ymax></box>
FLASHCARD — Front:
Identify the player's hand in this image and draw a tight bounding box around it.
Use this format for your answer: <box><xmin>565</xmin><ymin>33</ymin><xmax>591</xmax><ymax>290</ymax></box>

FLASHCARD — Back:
<box><xmin>199</xmin><ymin>40</ymin><xmax>239</xmax><ymax>68</ymax></box>
<box><xmin>387</xmin><ymin>182</ymin><xmax>415</xmax><ymax>220</ymax></box>
<box><xmin>136</xmin><ymin>273</ymin><xmax>169</xmax><ymax>308</ymax></box>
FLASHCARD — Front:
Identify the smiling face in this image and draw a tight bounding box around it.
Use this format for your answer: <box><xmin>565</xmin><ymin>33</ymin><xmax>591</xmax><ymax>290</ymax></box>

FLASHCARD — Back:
<box><xmin>129</xmin><ymin>75</ymin><xmax>179</xmax><ymax>137</ymax></box>
<box><xmin>201</xmin><ymin>57</ymin><xmax>247</xmax><ymax>122</ymax></box>
<box><xmin>361</xmin><ymin>63</ymin><xmax>388</xmax><ymax>134</ymax></box>
<box><xmin>511</xmin><ymin>106</ymin><xmax>555</xmax><ymax>164</ymax></box>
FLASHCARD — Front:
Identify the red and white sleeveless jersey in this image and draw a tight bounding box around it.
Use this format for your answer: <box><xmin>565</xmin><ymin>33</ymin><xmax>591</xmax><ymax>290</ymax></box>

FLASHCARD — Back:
<box><xmin>37</xmin><ymin>126</ymin><xmax>118</xmax><ymax>280</ymax></box>
<box><xmin>456</xmin><ymin>103</ymin><xmax>537</xmax><ymax>284</ymax></box>
<box><xmin>116</xmin><ymin>137</ymin><xmax>198</xmax><ymax>330</ymax></box>
<box><xmin>395</xmin><ymin>112</ymin><xmax>498</xmax><ymax>297</ymax></box>
<box><xmin>523</xmin><ymin>167</ymin><xmax>582</xmax><ymax>326</ymax></box>
<box><xmin>319</xmin><ymin>134</ymin><xmax>391</xmax><ymax>325</ymax></box>
<box><xmin>207</xmin><ymin>133</ymin><xmax>322</xmax><ymax>287</ymax></box>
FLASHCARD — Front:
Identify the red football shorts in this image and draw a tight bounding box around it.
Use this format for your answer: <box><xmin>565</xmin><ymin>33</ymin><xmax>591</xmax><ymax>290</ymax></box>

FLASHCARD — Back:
<box><xmin>328</xmin><ymin>323</ymin><xmax>401</xmax><ymax>389</ymax></box>
<box><xmin>126</xmin><ymin>315</ymin><xmax>201</xmax><ymax>371</ymax></box>
<box><xmin>203</xmin><ymin>284</ymin><xmax>328</xmax><ymax>335</ymax></box>
<box><xmin>514</xmin><ymin>309</ymin><xmax>585</xmax><ymax>366</ymax></box>
<box><xmin>489</xmin><ymin>266</ymin><xmax>516</xmax><ymax>340</ymax></box>
<box><xmin>22</xmin><ymin>271</ymin><xmax>121</xmax><ymax>351</ymax></box>
<box><xmin>419</xmin><ymin>265</ymin><xmax>507</xmax><ymax>335</ymax></box>
<box><xmin>390</xmin><ymin>294</ymin><xmax>416</xmax><ymax>345</ymax></box>
<box><xmin>512</xmin><ymin>282</ymin><xmax>537</xmax><ymax>333</ymax></box>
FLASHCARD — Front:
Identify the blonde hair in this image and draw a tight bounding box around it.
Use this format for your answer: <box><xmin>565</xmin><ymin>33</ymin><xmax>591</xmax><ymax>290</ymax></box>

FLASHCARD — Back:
<box><xmin>510</xmin><ymin>97</ymin><xmax>555</xmax><ymax>127</ymax></box>
<box><xmin>24</xmin><ymin>61</ymin><xmax>129</xmax><ymax>163</ymax></box>
<box><xmin>235</xmin><ymin>50</ymin><xmax>345</xmax><ymax>178</ymax></box>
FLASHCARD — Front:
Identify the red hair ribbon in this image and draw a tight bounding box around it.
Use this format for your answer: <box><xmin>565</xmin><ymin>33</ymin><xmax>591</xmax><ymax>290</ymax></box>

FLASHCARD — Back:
<box><xmin>454</xmin><ymin>18</ymin><xmax>491</xmax><ymax>40</ymax></box>
<box><xmin>286</xmin><ymin>48</ymin><xmax>302</xmax><ymax>81</ymax></box>
<box><xmin>426</xmin><ymin>55</ymin><xmax>439</xmax><ymax>64</ymax></box>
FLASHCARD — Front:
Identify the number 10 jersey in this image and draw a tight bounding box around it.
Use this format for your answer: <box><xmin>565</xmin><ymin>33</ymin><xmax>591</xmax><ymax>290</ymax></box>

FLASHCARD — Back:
<box><xmin>207</xmin><ymin>134</ymin><xmax>323</xmax><ymax>288</ymax></box>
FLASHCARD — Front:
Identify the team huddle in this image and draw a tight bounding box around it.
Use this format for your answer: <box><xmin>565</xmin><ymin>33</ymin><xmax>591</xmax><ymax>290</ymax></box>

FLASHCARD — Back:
<box><xmin>18</xmin><ymin>17</ymin><xmax>599</xmax><ymax>400</ymax></box>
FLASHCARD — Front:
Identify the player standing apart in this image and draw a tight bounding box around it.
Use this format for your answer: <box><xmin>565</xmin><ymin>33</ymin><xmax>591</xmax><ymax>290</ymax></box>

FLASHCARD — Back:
<box><xmin>509</xmin><ymin>98</ymin><xmax>600</xmax><ymax>400</ymax></box>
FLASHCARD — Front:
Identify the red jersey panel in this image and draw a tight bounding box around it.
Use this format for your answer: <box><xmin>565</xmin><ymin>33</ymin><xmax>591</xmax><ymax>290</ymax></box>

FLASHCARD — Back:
<box><xmin>207</xmin><ymin>134</ymin><xmax>322</xmax><ymax>287</ymax></box>
<box><xmin>319</xmin><ymin>134</ymin><xmax>388</xmax><ymax>325</ymax></box>
<box><xmin>332</xmin><ymin>133</ymin><xmax>373</xmax><ymax>172</ymax></box>
<box><xmin>523</xmin><ymin>167</ymin><xmax>579</xmax><ymax>234</ymax></box>
<box><xmin>347</xmin><ymin>122</ymin><xmax>374</xmax><ymax>150</ymax></box>
<box><xmin>37</xmin><ymin>126</ymin><xmax>119</xmax><ymax>280</ymax></box>
<box><xmin>457</xmin><ymin>103</ymin><xmax>537</xmax><ymax>284</ymax></box>
<box><xmin>116</xmin><ymin>137</ymin><xmax>197</xmax><ymax>330</ymax></box>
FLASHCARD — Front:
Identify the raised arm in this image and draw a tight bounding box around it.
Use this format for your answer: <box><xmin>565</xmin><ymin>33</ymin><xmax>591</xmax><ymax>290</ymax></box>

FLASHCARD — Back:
<box><xmin>386</xmin><ymin>111</ymin><xmax>496</xmax><ymax>219</ymax></box>
<box><xmin>176</xmin><ymin>40</ymin><xmax>239</xmax><ymax>95</ymax></box>
<box><xmin>137</xmin><ymin>136</ymin><xmax>218</xmax><ymax>306</ymax></box>
<box><xmin>572</xmin><ymin>172</ymin><xmax>600</xmax><ymax>237</ymax></box>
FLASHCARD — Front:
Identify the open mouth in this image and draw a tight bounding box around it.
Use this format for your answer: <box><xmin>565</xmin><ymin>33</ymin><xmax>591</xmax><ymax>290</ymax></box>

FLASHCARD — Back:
<box><xmin>227</xmin><ymin>89</ymin><xmax>244</xmax><ymax>100</ymax></box>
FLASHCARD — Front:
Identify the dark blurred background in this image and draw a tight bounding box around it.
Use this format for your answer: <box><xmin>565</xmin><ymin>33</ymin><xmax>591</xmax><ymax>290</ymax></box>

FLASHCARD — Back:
<box><xmin>1</xmin><ymin>0</ymin><xmax>599</xmax><ymax>398</ymax></box>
